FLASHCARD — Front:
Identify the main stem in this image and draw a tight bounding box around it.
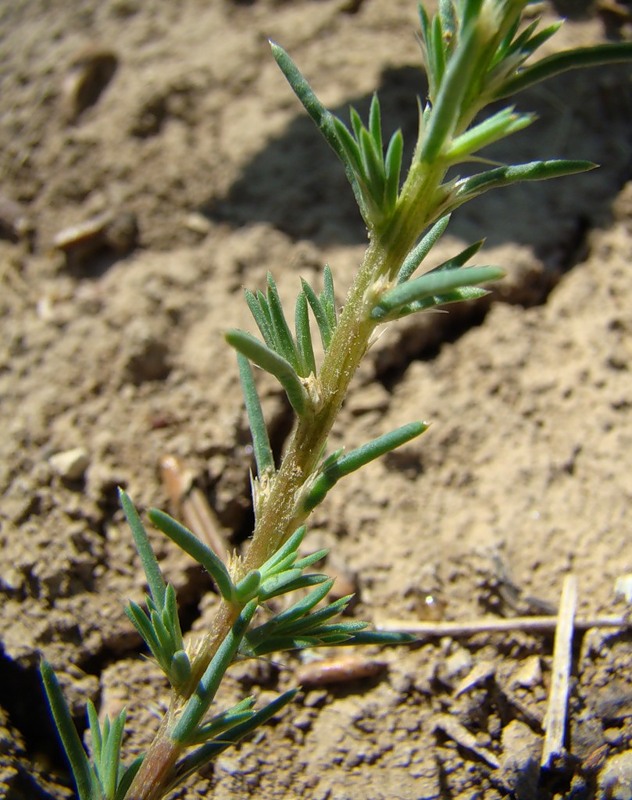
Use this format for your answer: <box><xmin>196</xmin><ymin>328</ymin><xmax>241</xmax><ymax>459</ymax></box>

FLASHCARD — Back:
<box><xmin>126</xmin><ymin>158</ymin><xmax>446</xmax><ymax>800</ymax></box>
<box><xmin>124</xmin><ymin>236</ymin><xmax>390</xmax><ymax>799</ymax></box>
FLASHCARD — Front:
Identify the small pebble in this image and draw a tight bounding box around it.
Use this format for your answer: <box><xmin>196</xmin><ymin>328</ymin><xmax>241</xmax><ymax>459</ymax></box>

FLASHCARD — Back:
<box><xmin>439</xmin><ymin>646</ymin><xmax>473</xmax><ymax>685</ymax></box>
<box><xmin>499</xmin><ymin>720</ymin><xmax>541</xmax><ymax>800</ymax></box>
<box><xmin>183</xmin><ymin>212</ymin><xmax>212</xmax><ymax>236</ymax></box>
<box><xmin>53</xmin><ymin>210</ymin><xmax>138</xmax><ymax>268</ymax></box>
<box><xmin>511</xmin><ymin>655</ymin><xmax>543</xmax><ymax>689</ymax></box>
<box><xmin>598</xmin><ymin>750</ymin><xmax>632</xmax><ymax>800</ymax></box>
<box><xmin>49</xmin><ymin>448</ymin><xmax>90</xmax><ymax>481</ymax></box>
<box><xmin>62</xmin><ymin>45</ymin><xmax>118</xmax><ymax>122</ymax></box>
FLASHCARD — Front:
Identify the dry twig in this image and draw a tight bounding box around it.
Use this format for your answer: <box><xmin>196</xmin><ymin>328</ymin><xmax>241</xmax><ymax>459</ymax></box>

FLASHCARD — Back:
<box><xmin>540</xmin><ymin>574</ymin><xmax>577</xmax><ymax>769</ymax></box>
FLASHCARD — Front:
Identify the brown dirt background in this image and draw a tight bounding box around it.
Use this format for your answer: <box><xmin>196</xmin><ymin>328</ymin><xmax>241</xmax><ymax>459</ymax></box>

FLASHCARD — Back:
<box><xmin>1</xmin><ymin>1</ymin><xmax>631</xmax><ymax>798</ymax></box>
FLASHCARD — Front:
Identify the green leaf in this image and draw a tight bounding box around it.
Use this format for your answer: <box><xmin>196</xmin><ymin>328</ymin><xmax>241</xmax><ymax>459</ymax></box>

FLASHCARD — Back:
<box><xmin>336</xmin><ymin>629</ymin><xmax>416</xmax><ymax>646</ymax></box>
<box><xmin>244</xmin><ymin>289</ymin><xmax>275</xmax><ymax>349</ymax></box>
<box><xmin>510</xmin><ymin>21</ymin><xmax>563</xmax><ymax>62</ymax></box>
<box><xmin>259</xmin><ymin>525</ymin><xmax>306</xmax><ymax>576</ymax></box>
<box><xmin>446</xmin><ymin>107</ymin><xmax>534</xmax><ymax>162</ymax></box>
<box><xmin>455</xmin><ymin>159</ymin><xmax>597</xmax><ymax>202</ymax></box>
<box><xmin>170</xmin><ymin>650</ymin><xmax>192</xmax><ymax>688</ymax></box>
<box><xmin>293</xmin><ymin>548</ymin><xmax>328</xmax><ymax>570</ymax></box>
<box><xmin>148</xmin><ymin>508</ymin><xmax>235</xmax><ymax>602</ymax></box>
<box><xmin>237</xmin><ymin>353</ymin><xmax>274</xmax><ymax>478</ymax></box>
<box><xmin>295</xmin><ymin>291</ymin><xmax>316</xmax><ymax>376</ymax></box>
<box><xmin>419</xmin><ymin>11</ymin><xmax>483</xmax><ymax>162</ymax></box>
<box><xmin>460</xmin><ymin>0</ymin><xmax>485</xmax><ymax>30</ymax></box>
<box><xmin>120</xmin><ymin>489</ymin><xmax>166</xmax><ymax>608</ymax></box>
<box><xmin>258</xmin><ymin>568</ymin><xmax>304</xmax><ymax>600</ymax></box>
<box><xmin>169</xmin><ymin>690</ymin><xmax>298</xmax><ymax>791</ymax></box>
<box><xmin>164</xmin><ymin>584</ymin><xmax>184</xmax><ymax>646</ymax></box>
<box><xmin>226</xmin><ymin>329</ymin><xmax>308</xmax><ymax>416</ymax></box>
<box><xmin>258</xmin><ymin>573</ymin><xmax>329</xmax><ymax>603</ymax></box>
<box><xmin>372</xmin><ymin>265</ymin><xmax>504</xmax><ymax>320</ymax></box>
<box><xmin>262</xmin><ymin>579</ymin><xmax>334</xmax><ymax>626</ymax></box>
<box><xmin>234</xmin><ymin>569</ymin><xmax>262</xmax><ymax>603</ymax></box>
<box><xmin>126</xmin><ymin>601</ymin><xmax>161</xmax><ymax>654</ymax></box>
<box><xmin>397</xmin><ymin>214</ymin><xmax>451</xmax><ymax>284</ymax></box>
<box><xmin>430</xmin><ymin>12</ymin><xmax>447</xmax><ymax>88</ymax></box>
<box><xmin>187</xmin><ymin>696</ymin><xmax>256</xmax><ymax>746</ymax></box>
<box><xmin>266</xmin><ymin>273</ymin><xmax>300</xmax><ymax>370</ymax></box>
<box><xmin>384</xmin><ymin>129</ymin><xmax>403</xmax><ymax>213</ymax></box>
<box><xmin>114</xmin><ymin>757</ymin><xmax>144</xmax><ymax>800</ymax></box>
<box><xmin>438</xmin><ymin>0</ymin><xmax>457</xmax><ymax>42</ymax></box>
<box><xmin>150</xmin><ymin>607</ymin><xmax>174</xmax><ymax>655</ymax></box>
<box><xmin>270</xmin><ymin>43</ymin><xmax>343</xmax><ymax>159</ymax></box>
<box><xmin>259</xmin><ymin>595</ymin><xmax>353</xmax><ymax>640</ymax></box>
<box><xmin>369</xmin><ymin>94</ymin><xmax>383</xmax><ymax>154</ymax></box>
<box><xmin>350</xmin><ymin>106</ymin><xmax>364</xmax><ymax>143</ymax></box>
<box><xmin>360</xmin><ymin>126</ymin><xmax>386</xmax><ymax>202</ymax></box>
<box><xmin>303</xmin><ymin>421</ymin><xmax>428</xmax><ymax>510</ymax></box>
<box><xmin>40</xmin><ymin>660</ymin><xmax>96</xmax><ymax>800</ymax></box>
<box><xmin>496</xmin><ymin>41</ymin><xmax>632</xmax><ymax>99</ymax></box>
<box><xmin>392</xmin><ymin>285</ymin><xmax>492</xmax><ymax>319</ymax></box>
<box><xmin>101</xmin><ymin>709</ymin><xmax>126</xmax><ymax>799</ymax></box>
<box><xmin>322</xmin><ymin>265</ymin><xmax>336</xmax><ymax>327</ymax></box>
<box><xmin>431</xmin><ymin>238</ymin><xmax>485</xmax><ymax>272</ymax></box>
<box><xmin>126</xmin><ymin>601</ymin><xmax>155</xmax><ymax>648</ymax></box>
<box><xmin>302</xmin><ymin>279</ymin><xmax>333</xmax><ymax>351</ymax></box>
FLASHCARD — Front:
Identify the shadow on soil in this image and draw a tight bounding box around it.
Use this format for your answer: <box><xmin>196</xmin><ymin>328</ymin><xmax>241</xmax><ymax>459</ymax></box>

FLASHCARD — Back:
<box><xmin>205</xmin><ymin>62</ymin><xmax>632</xmax><ymax>275</ymax></box>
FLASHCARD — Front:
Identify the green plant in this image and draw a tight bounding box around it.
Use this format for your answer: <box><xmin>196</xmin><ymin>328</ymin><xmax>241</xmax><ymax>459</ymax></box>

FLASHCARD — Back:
<box><xmin>41</xmin><ymin>3</ymin><xmax>632</xmax><ymax>799</ymax></box>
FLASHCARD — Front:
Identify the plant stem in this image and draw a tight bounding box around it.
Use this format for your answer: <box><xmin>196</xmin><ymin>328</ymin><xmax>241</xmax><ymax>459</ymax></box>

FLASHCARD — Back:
<box><xmin>126</xmin><ymin>124</ymin><xmax>459</xmax><ymax>795</ymax></box>
<box><xmin>124</xmin><ymin>230</ymin><xmax>423</xmax><ymax>799</ymax></box>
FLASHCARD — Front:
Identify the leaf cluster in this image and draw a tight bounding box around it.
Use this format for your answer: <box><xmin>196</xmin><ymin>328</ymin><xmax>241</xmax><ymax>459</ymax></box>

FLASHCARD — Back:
<box><xmin>41</xmin><ymin>661</ymin><xmax>142</xmax><ymax>800</ymax></box>
<box><xmin>226</xmin><ymin>268</ymin><xmax>337</xmax><ymax>418</ymax></box>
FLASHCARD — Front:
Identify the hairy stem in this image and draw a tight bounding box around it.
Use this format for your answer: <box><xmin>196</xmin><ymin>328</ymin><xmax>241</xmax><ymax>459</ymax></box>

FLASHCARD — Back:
<box><xmin>124</xmin><ymin>228</ymin><xmax>425</xmax><ymax>799</ymax></box>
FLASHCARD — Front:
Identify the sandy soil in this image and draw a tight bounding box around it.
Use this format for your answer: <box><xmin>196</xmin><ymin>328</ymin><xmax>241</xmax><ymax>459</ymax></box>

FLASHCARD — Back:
<box><xmin>1</xmin><ymin>1</ymin><xmax>631</xmax><ymax>798</ymax></box>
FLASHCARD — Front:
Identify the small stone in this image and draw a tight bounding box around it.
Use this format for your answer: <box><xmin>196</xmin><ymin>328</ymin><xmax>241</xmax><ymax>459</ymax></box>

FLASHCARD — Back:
<box><xmin>303</xmin><ymin>689</ymin><xmax>328</xmax><ymax>707</ymax></box>
<box><xmin>292</xmin><ymin>711</ymin><xmax>314</xmax><ymax>732</ymax></box>
<box><xmin>49</xmin><ymin>447</ymin><xmax>90</xmax><ymax>481</ymax></box>
<box><xmin>455</xmin><ymin>660</ymin><xmax>495</xmax><ymax>696</ymax></box>
<box><xmin>183</xmin><ymin>212</ymin><xmax>212</xmax><ymax>236</ymax></box>
<box><xmin>439</xmin><ymin>646</ymin><xmax>473</xmax><ymax>685</ymax></box>
<box><xmin>499</xmin><ymin>720</ymin><xmax>541</xmax><ymax>800</ymax></box>
<box><xmin>511</xmin><ymin>655</ymin><xmax>543</xmax><ymax>689</ymax></box>
<box><xmin>598</xmin><ymin>750</ymin><xmax>632</xmax><ymax>800</ymax></box>
<box><xmin>53</xmin><ymin>210</ymin><xmax>138</xmax><ymax>268</ymax></box>
<box><xmin>62</xmin><ymin>45</ymin><xmax>118</xmax><ymax>122</ymax></box>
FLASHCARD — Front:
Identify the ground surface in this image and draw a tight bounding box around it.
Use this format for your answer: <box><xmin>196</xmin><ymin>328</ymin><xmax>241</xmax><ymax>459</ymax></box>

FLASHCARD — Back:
<box><xmin>1</xmin><ymin>1</ymin><xmax>631</xmax><ymax>799</ymax></box>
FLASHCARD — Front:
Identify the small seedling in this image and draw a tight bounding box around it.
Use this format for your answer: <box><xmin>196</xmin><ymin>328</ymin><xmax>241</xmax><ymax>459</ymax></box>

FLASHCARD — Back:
<box><xmin>41</xmin><ymin>3</ymin><xmax>632</xmax><ymax>799</ymax></box>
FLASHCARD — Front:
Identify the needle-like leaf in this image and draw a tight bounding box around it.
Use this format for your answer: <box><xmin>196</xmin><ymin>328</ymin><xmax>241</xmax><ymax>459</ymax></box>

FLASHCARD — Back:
<box><xmin>226</xmin><ymin>329</ymin><xmax>309</xmax><ymax>416</ymax></box>
<box><xmin>41</xmin><ymin>660</ymin><xmax>96</xmax><ymax>800</ymax></box>
<box><xmin>455</xmin><ymin>159</ymin><xmax>597</xmax><ymax>202</ymax></box>
<box><xmin>303</xmin><ymin>422</ymin><xmax>428</xmax><ymax>510</ymax></box>
<box><xmin>373</xmin><ymin>266</ymin><xmax>504</xmax><ymax>320</ymax></box>
<box><xmin>237</xmin><ymin>353</ymin><xmax>274</xmax><ymax>477</ymax></box>
<box><xmin>397</xmin><ymin>214</ymin><xmax>451</xmax><ymax>284</ymax></box>
<box><xmin>496</xmin><ymin>41</ymin><xmax>632</xmax><ymax>99</ymax></box>
<box><xmin>148</xmin><ymin>509</ymin><xmax>235</xmax><ymax>602</ymax></box>
<box><xmin>295</xmin><ymin>291</ymin><xmax>316</xmax><ymax>376</ymax></box>
<box><xmin>120</xmin><ymin>490</ymin><xmax>166</xmax><ymax>608</ymax></box>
